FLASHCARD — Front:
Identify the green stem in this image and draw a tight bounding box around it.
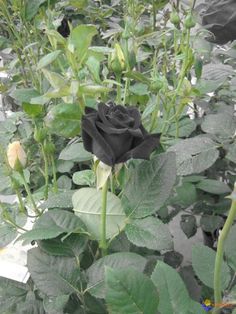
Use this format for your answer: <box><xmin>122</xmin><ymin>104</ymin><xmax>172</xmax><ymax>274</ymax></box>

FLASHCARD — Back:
<box><xmin>50</xmin><ymin>155</ymin><xmax>58</xmax><ymax>193</ymax></box>
<box><xmin>15</xmin><ymin>188</ymin><xmax>26</xmax><ymax>213</ymax></box>
<box><xmin>116</xmin><ymin>74</ymin><xmax>122</xmax><ymax>104</ymax></box>
<box><xmin>152</xmin><ymin>0</ymin><xmax>156</xmax><ymax>31</ymax></box>
<box><xmin>100</xmin><ymin>179</ymin><xmax>108</xmax><ymax>256</ymax></box>
<box><xmin>20</xmin><ymin>171</ymin><xmax>40</xmax><ymax>215</ymax></box>
<box><xmin>40</xmin><ymin>144</ymin><xmax>49</xmax><ymax>199</ymax></box>
<box><xmin>213</xmin><ymin>187</ymin><xmax>236</xmax><ymax>314</ymax></box>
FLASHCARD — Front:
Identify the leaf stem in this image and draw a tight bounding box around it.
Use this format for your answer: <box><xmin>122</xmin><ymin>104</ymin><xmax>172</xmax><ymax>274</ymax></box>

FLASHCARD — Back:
<box><xmin>100</xmin><ymin>179</ymin><xmax>108</xmax><ymax>256</ymax></box>
<box><xmin>50</xmin><ymin>155</ymin><xmax>58</xmax><ymax>193</ymax></box>
<box><xmin>213</xmin><ymin>184</ymin><xmax>236</xmax><ymax>314</ymax></box>
<box><xmin>40</xmin><ymin>144</ymin><xmax>49</xmax><ymax>200</ymax></box>
<box><xmin>20</xmin><ymin>171</ymin><xmax>40</xmax><ymax>216</ymax></box>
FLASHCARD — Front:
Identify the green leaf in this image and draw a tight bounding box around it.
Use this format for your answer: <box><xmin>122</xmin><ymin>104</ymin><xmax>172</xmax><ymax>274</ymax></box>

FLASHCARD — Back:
<box><xmin>167</xmin><ymin>117</ymin><xmax>196</xmax><ymax>138</ymax></box>
<box><xmin>196</xmin><ymin>179</ymin><xmax>231</xmax><ymax>194</ymax></box>
<box><xmin>200</xmin><ymin>215</ymin><xmax>224</xmax><ymax>233</ymax></box>
<box><xmin>105</xmin><ymin>267</ymin><xmax>158</xmax><ymax>314</ymax></box>
<box><xmin>38</xmin><ymin>233</ymin><xmax>87</xmax><ymax>257</ymax></box>
<box><xmin>37</xmin><ymin>50</ymin><xmax>61</xmax><ymax>70</ymax></box>
<box><xmin>0</xmin><ymin>225</ymin><xmax>17</xmax><ymax>248</ymax></box>
<box><xmin>40</xmin><ymin>190</ymin><xmax>74</xmax><ymax>209</ymax></box>
<box><xmin>192</xmin><ymin>244</ymin><xmax>230</xmax><ymax>289</ymax></box>
<box><xmin>22</xmin><ymin>102</ymin><xmax>43</xmax><ymax>117</ymax></box>
<box><xmin>57</xmin><ymin>175</ymin><xmax>72</xmax><ymax>190</ymax></box>
<box><xmin>122</xmin><ymin>152</ymin><xmax>176</xmax><ymax>218</ymax></box>
<box><xmin>175</xmin><ymin>182</ymin><xmax>197</xmax><ymax>207</ymax></box>
<box><xmin>42</xmin><ymin>69</ymin><xmax>65</xmax><ymax>89</ymax></box>
<box><xmin>0</xmin><ymin>278</ymin><xmax>28</xmax><ymax>313</ymax></box>
<box><xmin>27</xmin><ymin>248</ymin><xmax>81</xmax><ymax>297</ymax></box>
<box><xmin>129</xmin><ymin>83</ymin><xmax>149</xmax><ymax>95</ymax></box>
<box><xmin>180</xmin><ymin>215</ymin><xmax>197</xmax><ymax>238</ymax></box>
<box><xmin>72</xmin><ymin>187</ymin><xmax>126</xmax><ymax>240</ymax></box>
<box><xmin>125</xmin><ymin>217</ymin><xmax>173</xmax><ymax>251</ymax></box>
<box><xmin>59</xmin><ymin>142</ymin><xmax>92</xmax><ymax>162</ymax></box>
<box><xmin>72</xmin><ymin>170</ymin><xmax>95</xmax><ymax>186</ymax></box>
<box><xmin>43</xmin><ymin>295</ymin><xmax>70</xmax><ymax>314</ymax></box>
<box><xmin>188</xmin><ymin>300</ymin><xmax>206</xmax><ymax>314</ymax></box>
<box><xmin>17</xmin><ymin>209</ymin><xmax>86</xmax><ymax>243</ymax></box>
<box><xmin>25</xmin><ymin>0</ymin><xmax>46</xmax><ymax>20</ymax></box>
<box><xmin>201</xmin><ymin>113</ymin><xmax>236</xmax><ymax>139</ymax></box>
<box><xmin>45</xmin><ymin>103</ymin><xmax>82</xmax><ymax>138</ymax></box>
<box><xmin>225</xmin><ymin>224</ymin><xmax>236</xmax><ymax>272</ymax></box>
<box><xmin>168</xmin><ymin>136</ymin><xmax>219</xmax><ymax>176</ymax></box>
<box><xmin>151</xmin><ymin>261</ymin><xmax>190</xmax><ymax>314</ymax></box>
<box><xmin>226</xmin><ymin>141</ymin><xmax>236</xmax><ymax>163</ymax></box>
<box><xmin>86</xmin><ymin>252</ymin><xmax>146</xmax><ymax>298</ymax></box>
<box><xmin>68</xmin><ymin>25</ymin><xmax>97</xmax><ymax>62</ymax></box>
<box><xmin>86</xmin><ymin>55</ymin><xmax>101</xmax><ymax>83</ymax></box>
<box><xmin>125</xmin><ymin>71</ymin><xmax>151</xmax><ymax>85</ymax></box>
<box><xmin>11</xmin><ymin>88</ymin><xmax>40</xmax><ymax>103</ymax></box>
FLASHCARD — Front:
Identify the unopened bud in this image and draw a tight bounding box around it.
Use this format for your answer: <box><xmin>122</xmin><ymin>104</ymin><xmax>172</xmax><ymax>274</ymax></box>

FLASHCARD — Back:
<box><xmin>109</xmin><ymin>43</ymin><xmax>126</xmax><ymax>74</ymax></box>
<box><xmin>7</xmin><ymin>141</ymin><xmax>27</xmax><ymax>171</ymax></box>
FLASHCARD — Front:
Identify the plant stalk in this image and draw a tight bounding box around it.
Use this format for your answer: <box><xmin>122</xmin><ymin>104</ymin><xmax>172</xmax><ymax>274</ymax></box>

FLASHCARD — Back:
<box><xmin>213</xmin><ymin>185</ymin><xmax>236</xmax><ymax>314</ymax></box>
<box><xmin>100</xmin><ymin>179</ymin><xmax>108</xmax><ymax>256</ymax></box>
<box><xmin>20</xmin><ymin>171</ymin><xmax>40</xmax><ymax>216</ymax></box>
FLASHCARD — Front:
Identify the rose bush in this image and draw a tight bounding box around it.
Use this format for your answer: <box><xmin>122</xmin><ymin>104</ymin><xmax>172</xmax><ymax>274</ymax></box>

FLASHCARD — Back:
<box><xmin>82</xmin><ymin>102</ymin><xmax>160</xmax><ymax>166</ymax></box>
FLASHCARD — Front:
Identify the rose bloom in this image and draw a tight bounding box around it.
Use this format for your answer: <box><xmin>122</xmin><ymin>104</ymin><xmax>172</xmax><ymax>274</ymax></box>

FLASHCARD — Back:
<box><xmin>7</xmin><ymin>141</ymin><xmax>27</xmax><ymax>171</ymax></box>
<box><xmin>201</xmin><ymin>0</ymin><xmax>236</xmax><ymax>44</ymax></box>
<box><xmin>81</xmin><ymin>102</ymin><xmax>160</xmax><ymax>166</ymax></box>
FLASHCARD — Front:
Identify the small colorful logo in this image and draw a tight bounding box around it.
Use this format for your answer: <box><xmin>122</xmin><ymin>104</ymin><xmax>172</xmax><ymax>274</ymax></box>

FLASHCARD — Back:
<box><xmin>201</xmin><ymin>299</ymin><xmax>234</xmax><ymax>312</ymax></box>
<box><xmin>201</xmin><ymin>299</ymin><xmax>213</xmax><ymax>312</ymax></box>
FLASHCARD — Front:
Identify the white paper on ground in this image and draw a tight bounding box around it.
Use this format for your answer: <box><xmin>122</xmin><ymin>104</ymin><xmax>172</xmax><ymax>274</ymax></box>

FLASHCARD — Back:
<box><xmin>0</xmin><ymin>206</ymin><xmax>36</xmax><ymax>284</ymax></box>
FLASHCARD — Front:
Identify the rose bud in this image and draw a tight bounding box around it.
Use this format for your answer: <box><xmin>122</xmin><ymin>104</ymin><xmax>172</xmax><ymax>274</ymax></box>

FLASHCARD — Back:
<box><xmin>81</xmin><ymin>102</ymin><xmax>161</xmax><ymax>167</ymax></box>
<box><xmin>109</xmin><ymin>43</ymin><xmax>126</xmax><ymax>74</ymax></box>
<box><xmin>7</xmin><ymin>141</ymin><xmax>27</xmax><ymax>171</ymax></box>
<box><xmin>57</xmin><ymin>18</ymin><xmax>70</xmax><ymax>38</ymax></box>
<box><xmin>201</xmin><ymin>0</ymin><xmax>236</xmax><ymax>44</ymax></box>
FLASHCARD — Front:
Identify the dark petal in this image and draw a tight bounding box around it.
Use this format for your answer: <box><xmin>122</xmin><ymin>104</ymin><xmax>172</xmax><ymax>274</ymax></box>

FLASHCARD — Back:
<box><xmin>126</xmin><ymin>107</ymin><xmax>141</xmax><ymax>129</ymax></box>
<box><xmin>81</xmin><ymin>115</ymin><xmax>115</xmax><ymax>166</ymax></box>
<box><xmin>57</xmin><ymin>18</ymin><xmax>70</xmax><ymax>38</ymax></box>
<box><xmin>97</xmin><ymin>102</ymin><xmax>113</xmax><ymax>126</ymax></box>
<box><xmin>101</xmin><ymin>130</ymin><xmax>133</xmax><ymax>162</ymax></box>
<box><xmin>96</xmin><ymin>121</ymin><xmax>128</xmax><ymax>134</ymax></box>
<box><xmin>117</xmin><ymin>133</ymin><xmax>161</xmax><ymax>163</ymax></box>
<box><xmin>85</xmin><ymin>107</ymin><xmax>97</xmax><ymax>114</ymax></box>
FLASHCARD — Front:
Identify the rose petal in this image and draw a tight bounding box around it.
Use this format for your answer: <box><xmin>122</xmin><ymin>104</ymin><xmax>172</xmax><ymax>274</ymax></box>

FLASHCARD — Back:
<box><xmin>127</xmin><ymin>107</ymin><xmax>141</xmax><ymax>129</ymax></box>
<box><xmin>82</xmin><ymin>115</ymin><xmax>115</xmax><ymax>166</ymax></box>
<box><xmin>97</xmin><ymin>102</ymin><xmax>113</xmax><ymax>127</ymax></box>
<box><xmin>117</xmin><ymin>133</ymin><xmax>161</xmax><ymax>163</ymax></box>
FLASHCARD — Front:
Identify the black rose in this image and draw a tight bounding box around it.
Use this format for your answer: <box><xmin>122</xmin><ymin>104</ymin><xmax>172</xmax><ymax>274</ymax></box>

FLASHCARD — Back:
<box><xmin>201</xmin><ymin>0</ymin><xmax>236</xmax><ymax>44</ymax></box>
<box><xmin>57</xmin><ymin>18</ymin><xmax>70</xmax><ymax>38</ymax></box>
<box><xmin>82</xmin><ymin>102</ymin><xmax>160</xmax><ymax>166</ymax></box>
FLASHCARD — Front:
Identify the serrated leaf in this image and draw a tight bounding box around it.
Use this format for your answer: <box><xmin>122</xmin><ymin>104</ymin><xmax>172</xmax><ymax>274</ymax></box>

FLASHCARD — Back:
<box><xmin>105</xmin><ymin>267</ymin><xmax>158</xmax><ymax>314</ymax></box>
<box><xmin>168</xmin><ymin>136</ymin><xmax>219</xmax><ymax>176</ymax></box>
<box><xmin>11</xmin><ymin>88</ymin><xmax>40</xmax><ymax>103</ymax></box>
<box><xmin>72</xmin><ymin>187</ymin><xmax>126</xmax><ymax>240</ymax></box>
<box><xmin>201</xmin><ymin>113</ymin><xmax>236</xmax><ymax>139</ymax></box>
<box><xmin>17</xmin><ymin>209</ymin><xmax>86</xmax><ymax>243</ymax></box>
<box><xmin>45</xmin><ymin>103</ymin><xmax>82</xmax><ymax>138</ymax></box>
<box><xmin>40</xmin><ymin>190</ymin><xmax>74</xmax><ymax>209</ymax></box>
<box><xmin>168</xmin><ymin>117</ymin><xmax>197</xmax><ymax>138</ymax></box>
<box><xmin>68</xmin><ymin>25</ymin><xmax>97</xmax><ymax>62</ymax></box>
<box><xmin>86</xmin><ymin>252</ymin><xmax>146</xmax><ymax>298</ymax></box>
<box><xmin>151</xmin><ymin>261</ymin><xmax>190</xmax><ymax>314</ymax></box>
<box><xmin>72</xmin><ymin>170</ymin><xmax>95</xmax><ymax>186</ymax></box>
<box><xmin>192</xmin><ymin>244</ymin><xmax>230</xmax><ymax>289</ymax></box>
<box><xmin>196</xmin><ymin>179</ymin><xmax>231</xmax><ymax>194</ymax></box>
<box><xmin>59</xmin><ymin>142</ymin><xmax>92</xmax><ymax>162</ymax></box>
<box><xmin>180</xmin><ymin>215</ymin><xmax>197</xmax><ymax>238</ymax></box>
<box><xmin>122</xmin><ymin>152</ymin><xmax>176</xmax><ymax>218</ymax></box>
<box><xmin>37</xmin><ymin>50</ymin><xmax>61</xmax><ymax>70</ymax></box>
<box><xmin>125</xmin><ymin>217</ymin><xmax>173</xmax><ymax>251</ymax></box>
<box><xmin>27</xmin><ymin>248</ymin><xmax>81</xmax><ymax>297</ymax></box>
<box><xmin>200</xmin><ymin>215</ymin><xmax>224</xmax><ymax>233</ymax></box>
<box><xmin>226</xmin><ymin>141</ymin><xmax>236</xmax><ymax>163</ymax></box>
